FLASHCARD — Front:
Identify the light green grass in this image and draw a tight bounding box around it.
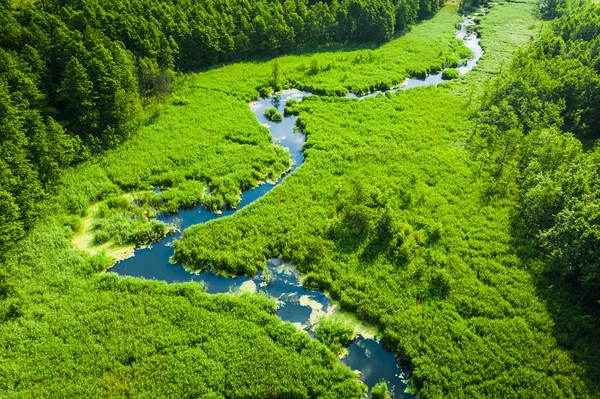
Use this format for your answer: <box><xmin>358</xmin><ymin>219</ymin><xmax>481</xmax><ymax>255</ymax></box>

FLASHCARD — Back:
<box><xmin>173</xmin><ymin>0</ymin><xmax>597</xmax><ymax>397</ymax></box>
<box><xmin>0</xmin><ymin>6</ymin><xmax>482</xmax><ymax>397</ymax></box>
<box><xmin>6</xmin><ymin>2</ymin><xmax>589</xmax><ymax>398</ymax></box>
<box><xmin>51</xmin><ymin>5</ymin><xmax>472</xmax><ymax>248</ymax></box>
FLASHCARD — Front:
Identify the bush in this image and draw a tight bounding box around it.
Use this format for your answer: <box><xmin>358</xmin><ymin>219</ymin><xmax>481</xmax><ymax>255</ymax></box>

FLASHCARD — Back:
<box><xmin>92</xmin><ymin>215</ymin><xmax>174</xmax><ymax>246</ymax></box>
<box><xmin>371</xmin><ymin>381</ymin><xmax>391</xmax><ymax>399</ymax></box>
<box><xmin>264</xmin><ymin>107</ymin><xmax>283</xmax><ymax>122</ymax></box>
<box><xmin>284</xmin><ymin>99</ymin><xmax>301</xmax><ymax>116</ymax></box>
<box><xmin>407</xmin><ymin>68</ymin><xmax>427</xmax><ymax>79</ymax></box>
<box><xmin>442</xmin><ymin>68</ymin><xmax>460</xmax><ymax>80</ymax></box>
<box><xmin>314</xmin><ymin>315</ymin><xmax>355</xmax><ymax>355</ymax></box>
<box><xmin>89</xmin><ymin>252</ymin><xmax>115</xmax><ymax>273</ymax></box>
<box><xmin>258</xmin><ymin>86</ymin><xmax>273</xmax><ymax>98</ymax></box>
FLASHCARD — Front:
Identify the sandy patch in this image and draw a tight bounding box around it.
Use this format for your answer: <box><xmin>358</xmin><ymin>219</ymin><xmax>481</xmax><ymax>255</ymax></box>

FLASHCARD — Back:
<box><xmin>70</xmin><ymin>203</ymin><xmax>135</xmax><ymax>264</ymax></box>
<box><xmin>239</xmin><ymin>280</ymin><xmax>257</xmax><ymax>294</ymax></box>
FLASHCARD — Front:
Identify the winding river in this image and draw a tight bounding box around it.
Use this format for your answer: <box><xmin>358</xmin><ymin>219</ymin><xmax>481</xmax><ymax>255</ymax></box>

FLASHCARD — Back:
<box><xmin>112</xmin><ymin>13</ymin><xmax>483</xmax><ymax>399</ymax></box>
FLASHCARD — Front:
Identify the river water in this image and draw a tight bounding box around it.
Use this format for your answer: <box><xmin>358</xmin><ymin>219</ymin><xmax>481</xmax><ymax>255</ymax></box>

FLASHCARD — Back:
<box><xmin>111</xmin><ymin>13</ymin><xmax>483</xmax><ymax>398</ymax></box>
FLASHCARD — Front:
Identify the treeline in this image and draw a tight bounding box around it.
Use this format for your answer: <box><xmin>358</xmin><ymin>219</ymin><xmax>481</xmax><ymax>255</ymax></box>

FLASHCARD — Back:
<box><xmin>474</xmin><ymin>0</ymin><xmax>600</xmax><ymax>299</ymax></box>
<box><xmin>0</xmin><ymin>0</ymin><xmax>445</xmax><ymax>254</ymax></box>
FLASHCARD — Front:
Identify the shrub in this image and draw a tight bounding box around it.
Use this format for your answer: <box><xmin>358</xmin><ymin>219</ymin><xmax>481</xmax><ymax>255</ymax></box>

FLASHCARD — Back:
<box><xmin>89</xmin><ymin>252</ymin><xmax>115</xmax><ymax>273</ymax></box>
<box><xmin>442</xmin><ymin>68</ymin><xmax>460</xmax><ymax>80</ymax></box>
<box><xmin>264</xmin><ymin>107</ymin><xmax>283</xmax><ymax>122</ymax></box>
<box><xmin>258</xmin><ymin>86</ymin><xmax>273</xmax><ymax>98</ymax></box>
<box><xmin>314</xmin><ymin>315</ymin><xmax>355</xmax><ymax>355</ymax></box>
<box><xmin>407</xmin><ymin>68</ymin><xmax>427</xmax><ymax>79</ymax></box>
<box><xmin>284</xmin><ymin>99</ymin><xmax>300</xmax><ymax>116</ymax></box>
<box><xmin>371</xmin><ymin>381</ymin><xmax>391</xmax><ymax>399</ymax></box>
<box><xmin>172</xmin><ymin>95</ymin><xmax>190</xmax><ymax>106</ymax></box>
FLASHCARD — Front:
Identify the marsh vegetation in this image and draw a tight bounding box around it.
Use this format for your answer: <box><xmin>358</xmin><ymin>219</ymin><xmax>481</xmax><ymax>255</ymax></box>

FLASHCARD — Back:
<box><xmin>1</xmin><ymin>0</ymin><xmax>599</xmax><ymax>397</ymax></box>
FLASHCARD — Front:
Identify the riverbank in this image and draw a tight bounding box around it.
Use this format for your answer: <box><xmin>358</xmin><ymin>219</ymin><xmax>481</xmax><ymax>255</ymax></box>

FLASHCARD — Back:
<box><xmin>108</xmin><ymin>12</ymin><xmax>484</xmax><ymax>394</ymax></box>
<box><xmin>0</xmin><ymin>4</ymin><xmax>474</xmax><ymax>397</ymax></box>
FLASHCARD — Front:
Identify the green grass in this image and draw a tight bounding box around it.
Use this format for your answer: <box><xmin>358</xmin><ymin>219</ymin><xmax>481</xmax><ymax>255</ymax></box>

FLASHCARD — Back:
<box><xmin>177</xmin><ymin>85</ymin><xmax>592</xmax><ymax>397</ymax></box>
<box><xmin>52</xmin><ymin>88</ymin><xmax>291</xmax><ymax>247</ymax></box>
<box><xmin>56</xmin><ymin>87</ymin><xmax>291</xmax><ymax>214</ymax></box>
<box><xmin>173</xmin><ymin>0</ymin><xmax>598</xmax><ymax>397</ymax></box>
<box><xmin>185</xmin><ymin>6</ymin><xmax>473</xmax><ymax>98</ymax></box>
<box><xmin>48</xmin><ymin>5</ymin><xmax>473</xmax><ymax>250</ymax></box>
<box><xmin>5</xmin><ymin>2</ymin><xmax>592</xmax><ymax>398</ymax></box>
<box><xmin>0</xmin><ymin>226</ymin><xmax>365</xmax><ymax>397</ymax></box>
<box><xmin>0</xmin><ymin>5</ymin><xmax>482</xmax><ymax>398</ymax></box>
<box><xmin>470</xmin><ymin>1</ymin><xmax>542</xmax><ymax>78</ymax></box>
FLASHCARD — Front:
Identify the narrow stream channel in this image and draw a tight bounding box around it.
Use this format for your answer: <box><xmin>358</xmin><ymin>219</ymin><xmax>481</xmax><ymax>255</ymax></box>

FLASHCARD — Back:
<box><xmin>111</xmin><ymin>13</ymin><xmax>483</xmax><ymax>398</ymax></box>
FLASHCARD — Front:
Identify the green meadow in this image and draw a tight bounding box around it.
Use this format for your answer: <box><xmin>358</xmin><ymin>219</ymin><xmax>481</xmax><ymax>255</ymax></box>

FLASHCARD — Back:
<box><xmin>50</xmin><ymin>5</ymin><xmax>475</xmax><ymax>250</ymax></box>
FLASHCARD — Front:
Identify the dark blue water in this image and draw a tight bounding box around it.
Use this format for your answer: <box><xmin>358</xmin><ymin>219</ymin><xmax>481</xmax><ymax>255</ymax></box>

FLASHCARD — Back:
<box><xmin>111</xmin><ymin>14</ymin><xmax>483</xmax><ymax>398</ymax></box>
<box><xmin>343</xmin><ymin>337</ymin><xmax>413</xmax><ymax>398</ymax></box>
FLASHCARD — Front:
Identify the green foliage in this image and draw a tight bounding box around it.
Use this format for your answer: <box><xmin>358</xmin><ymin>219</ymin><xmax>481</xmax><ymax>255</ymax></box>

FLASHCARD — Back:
<box><xmin>173</xmin><ymin>2</ymin><xmax>600</xmax><ymax>396</ymax></box>
<box><xmin>314</xmin><ymin>315</ymin><xmax>355</xmax><ymax>355</ymax></box>
<box><xmin>0</xmin><ymin>224</ymin><xmax>365</xmax><ymax>397</ymax></box>
<box><xmin>175</xmin><ymin>82</ymin><xmax>594</xmax><ymax>396</ymax></box>
<box><xmin>45</xmin><ymin>5</ymin><xmax>471</xmax><ymax>246</ymax></box>
<box><xmin>371</xmin><ymin>381</ymin><xmax>391</xmax><ymax>399</ymax></box>
<box><xmin>186</xmin><ymin>6</ymin><xmax>472</xmax><ymax>98</ymax></box>
<box><xmin>475</xmin><ymin>2</ymin><xmax>600</xmax><ymax>140</ymax></box>
<box><xmin>92</xmin><ymin>217</ymin><xmax>172</xmax><ymax>246</ymax></box>
<box><xmin>49</xmin><ymin>86</ymin><xmax>291</xmax><ymax>242</ymax></box>
<box><xmin>89</xmin><ymin>251</ymin><xmax>116</xmax><ymax>272</ymax></box>
<box><xmin>0</xmin><ymin>0</ymin><xmax>452</xmax><ymax>253</ymax></box>
<box><xmin>471</xmin><ymin>1</ymin><xmax>600</xmax><ymax>393</ymax></box>
<box><xmin>172</xmin><ymin>96</ymin><xmax>190</xmax><ymax>106</ymax></box>
<box><xmin>0</xmin><ymin>190</ymin><xmax>23</xmax><ymax>250</ymax></box>
<box><xmin>264</xmin><ymin>107</ymin><xmax>283</xmax><ymax>122</ymax></box>
<box><xmin>465</xmin><ymin>1</ymin><xmax>540</xmax><ymax>88</ymax></box>
<box><xmin>6</xmin><ymin>1</ymin><xmax>598</xmax><ymax>398</ymax></box>
<box><xmin>441</xmin><ymin>68</ymin><xmax>459</xmax><ymax>80</ymax></box>
<box><xmin>0</xmin><ymin>3</ymin><xmax>473</xmax><ymax>396</ymax></box>
<box><xmin>474</xmin><ymin>2</ymin><xmax>600</xmax><ymax>297</ymax></box>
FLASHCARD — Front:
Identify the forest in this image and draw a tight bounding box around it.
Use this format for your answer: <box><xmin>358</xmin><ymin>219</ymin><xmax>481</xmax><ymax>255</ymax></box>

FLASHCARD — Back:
<box><xmin>0</xmin><ymin>0</ymin><xmax>599</xmax><ymax>397</ymax></box>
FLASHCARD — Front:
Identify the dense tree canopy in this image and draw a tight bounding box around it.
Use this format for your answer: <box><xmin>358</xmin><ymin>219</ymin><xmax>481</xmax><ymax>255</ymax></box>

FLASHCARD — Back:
<box><xmin>474</xmin><ymin>0</ymin><xmax>600</xmax><ymax>300</ymax></box>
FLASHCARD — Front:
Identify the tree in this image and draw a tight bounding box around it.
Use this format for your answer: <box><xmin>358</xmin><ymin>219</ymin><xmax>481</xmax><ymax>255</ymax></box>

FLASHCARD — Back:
<box><xmin>0</xmin><ymin>188</ymin><xmax>23</xmax><ymax>251</ymax></box>
<box><xmin>59</xmin><ymin>56</ymin><xmax>97</xmax><ymax>139</ymax></box>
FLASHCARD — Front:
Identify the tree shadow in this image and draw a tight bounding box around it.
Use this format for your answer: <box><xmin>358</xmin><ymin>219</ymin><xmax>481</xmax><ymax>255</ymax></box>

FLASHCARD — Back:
<box><xmin>536</xmin><ymin>273</ymin><xmax>600</xmax><ymax>394</ymax></box>
<box><xmin>325</xmin><ymin>213</ymin><xmax>371</xmax><ymax>256</ymax></box>
<box><xmin>509</xmin><ymin>214</ymin><xmax>600</xmax><ymax>395</ymax></box>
